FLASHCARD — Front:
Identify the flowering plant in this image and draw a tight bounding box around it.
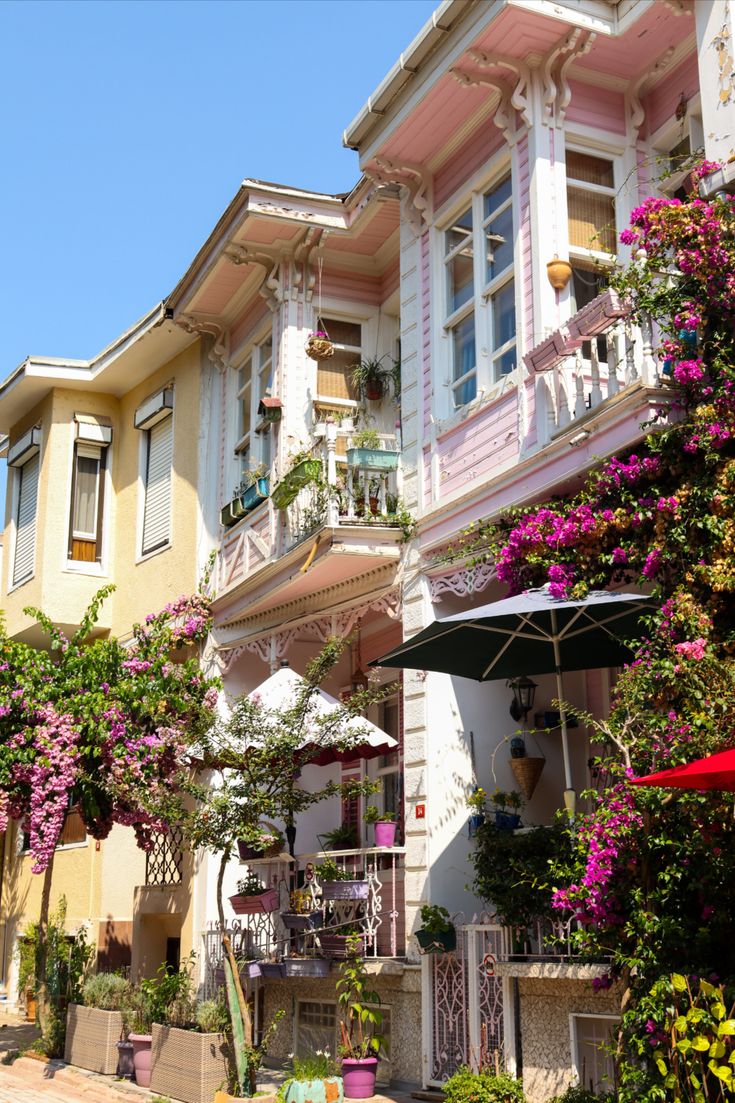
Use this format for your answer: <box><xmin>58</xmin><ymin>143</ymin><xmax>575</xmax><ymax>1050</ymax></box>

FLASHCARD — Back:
<box><xmin>467</xmin><ymin>787</ymin><xmax>487</xmax><ymax>813</ymax></box>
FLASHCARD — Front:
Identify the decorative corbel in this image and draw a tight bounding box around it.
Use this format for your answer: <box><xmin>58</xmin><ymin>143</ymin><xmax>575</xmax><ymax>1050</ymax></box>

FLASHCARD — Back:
<box><xmin>223</xmin><ymin>242</ymin><xmax>283</xmax><ymax>311</ymax></box>
<box><xmin>450</xmin><ymin>68</ymin><xmax>519</xmax><ymax>146</ymax></box>
<box><xmin>465</xmin><ymin>50</ymin><xmax>532</xmax><ymax>130</ymax></box>
<box><xmin>292</xmin><ymin>227</ymin><xmax>323</xmax><ymax>302</ymax></box>
<box><xmin>627</xmin><ymin>45</ymin><xmax>676</xmax><ymax>137</ymax></box>
<box><xmin>366</xmin><ymin>157</ymin><xmax>432</xmax><ymax>235</ymax></box>
<box><xmin>176</xmin><ymin>314</ymin><xmax>228</xmax><ymax>372</ymax></box>
<box><xmin>541</xmin><ymin>28</ymin><xmax>596</xmax><ymax>127</ymax></box>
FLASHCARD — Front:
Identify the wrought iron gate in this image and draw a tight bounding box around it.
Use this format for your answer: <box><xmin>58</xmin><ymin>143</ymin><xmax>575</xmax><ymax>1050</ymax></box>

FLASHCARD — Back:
<box><xmin>427</xmin><ymin>919</ymin><xmax>505</xmax><ymax>1086</ymax></box>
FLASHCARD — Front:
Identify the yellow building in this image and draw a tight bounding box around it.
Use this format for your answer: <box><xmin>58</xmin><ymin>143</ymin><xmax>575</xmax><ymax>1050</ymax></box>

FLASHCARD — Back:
<box><xmin>0</xmin><ymin>303</ymin><xmax>213</xmax><ymax>1003</ymax></box>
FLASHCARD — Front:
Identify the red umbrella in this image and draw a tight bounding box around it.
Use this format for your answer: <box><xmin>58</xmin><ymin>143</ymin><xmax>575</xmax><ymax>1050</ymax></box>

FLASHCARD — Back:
<box><xmin>630</xmin><ymin>747</ymin><xmax>735</xmax><ymax>791</ymax></box>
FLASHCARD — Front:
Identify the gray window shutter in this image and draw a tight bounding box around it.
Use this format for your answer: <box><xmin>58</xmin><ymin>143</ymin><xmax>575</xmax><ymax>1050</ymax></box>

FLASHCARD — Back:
<box><xmin>13</xmin><ymin>453</ymin><xmax>40</xmax><ymax>586</ymax></box>
<box><xmin>142</xmin><ymin>415</ymin><xmax>173</xmax><ymax>555</ymax></box>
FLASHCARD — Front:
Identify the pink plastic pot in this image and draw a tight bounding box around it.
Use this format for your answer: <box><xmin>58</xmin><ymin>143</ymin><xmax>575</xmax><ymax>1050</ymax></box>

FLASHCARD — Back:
<box><xmin>374</xmin><ymin>820</ymin><xmax>397</xmax><ymax>847</ymax></box>
<box><xmin>342</xmin><ymin>1057</ymin><xmax>378</xmax><ymax>1099</ymax></box>
<box><xmin>129</xmin><ymin>1032</ymin><xmax>152</xmax><ymax>1088</ymax></box>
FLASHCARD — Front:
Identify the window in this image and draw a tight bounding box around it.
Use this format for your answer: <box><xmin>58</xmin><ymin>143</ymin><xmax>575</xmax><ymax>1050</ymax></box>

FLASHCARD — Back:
<box><xmin>377</xmin><ymin>696</ymin><xmax>401</xmax><ymax>825</ymax></box>
<box><xmin>141</xmin><ymin>414</ymin><xmax>173</xmax><ymax>555</ymax></box>
<box><xmin>567</xmin><ymin>150</ymin><xmax>617</xmax><ymax>257</ymax></box>
<box><xmin>68</xmin><ymin>445</ymin><xmax>106</xmax><ymax>563</ymax></box>
<box><xmin>21</xmin><ymin>790</ymin><xmax>86</xmax><ymax>852</ymax></box>
<box><xmin>10</xmin><ymin>436</ymin><xmax>41</xmax><ymax>588</ymax></box>
<box><xmin>296</xmin><ymin>1001</ymin><xmax>337</xmax><ymax>1058</ymax></box>
<box><xmin>443</xmin><ymin>172</ymin><xmax>516</xmax><ymax>408</ymax></box>
<box><xmin>571</xmin><ymin>1014</ymin><xmax>618</xmax><ymax>1095</ymax></box>
<box><xmin>235</xmin><ymin>332</ymin><xmax>275</xmax><ymax>476</ymax></box>
<box><xmin>316</xmin><ymin>319</ymin><xmax>360</xmax><ymax>406</ymax></box>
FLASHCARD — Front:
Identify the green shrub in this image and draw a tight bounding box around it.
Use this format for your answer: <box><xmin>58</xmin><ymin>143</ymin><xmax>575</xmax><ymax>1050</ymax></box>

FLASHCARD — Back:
<box><xmin>547</xmin><ymin>1088</ymin><xmax>613</xmax><ymax>1103</ymax></box>
<box><xmin>195</xmin><ymin>999</ymin><xmax>229</xmax><ymax>1035</ymax></box>
<box><xmin>82</xmin><ymin>972</ymin><xmax>130</xmax><ymax>1011</ymax></box>
<box><xmin>444</xmin><ymin>1066</ymin><xmax>525</xmax><ymax>1103</ymax></box>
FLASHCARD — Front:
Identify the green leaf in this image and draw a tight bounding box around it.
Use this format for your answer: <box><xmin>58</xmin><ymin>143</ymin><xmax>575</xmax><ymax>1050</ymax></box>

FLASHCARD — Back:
<box><xmin>713</xmin><ymin>1002</ymin><xmax>727</xmax><ymax>1021</ymax></box>
<box><xmin>675</xmin><ymin>1015</ymin><xmax>688</xmax><ymax>1034</ymax></box>
<box><xmin>718</xmin><ymin>1020</ymin><xmax>735</xmax><ymax>1036</ymax></box>
<box><xmin>692</xmin><ymin>1035</ymin><xmax>710</xmax><ymax>1051</ymax></box>
<box><xmin>672</xmin><ymin>973</ymin><xmax>687</xmax><ymax>992</ymax></box>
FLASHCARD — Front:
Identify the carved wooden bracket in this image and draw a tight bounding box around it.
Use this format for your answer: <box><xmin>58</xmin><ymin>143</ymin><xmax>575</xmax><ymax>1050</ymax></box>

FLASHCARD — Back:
<box><xmin>627</xmin><ymin>45</ymin><xmax>677</xmax><ymax>136</ymax></box>
<box><xmin>223</xmin><ymin>242</ymin><xmax>282</xmax><ymax>311</ymax></box>
<box><xmin>365</xmin><ymin>158</ymin><xmax>432</xmax><ymax>235</ymax></box>
<box><xmin>541</xmin><ymin>27</ymin><xmax>596</xmax><ymax>127</ymax></box>
<box><xmin>176</xmin><ymin>314</ymin><xmax>228</xmax><ymax>371</ymax></box>
<box><xmin>292</xmin><ymin>226</ymin><xmax>324</xmax><ymax>302</ymax></box>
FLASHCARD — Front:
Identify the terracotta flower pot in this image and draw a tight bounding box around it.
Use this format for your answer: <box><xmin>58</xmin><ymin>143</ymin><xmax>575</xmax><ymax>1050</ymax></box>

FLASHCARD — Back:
<box><xmin>546</xmin><ymin>257</ymin><xmax>572</xmax><ymax>291</ymax></box>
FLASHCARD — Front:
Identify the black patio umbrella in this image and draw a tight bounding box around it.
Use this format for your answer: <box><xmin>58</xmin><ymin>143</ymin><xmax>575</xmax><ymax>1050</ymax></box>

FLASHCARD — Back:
<box><xmin>373</xmin><ymin>586</ymin><xmax>654</xmax><ymax>791</ymax></box>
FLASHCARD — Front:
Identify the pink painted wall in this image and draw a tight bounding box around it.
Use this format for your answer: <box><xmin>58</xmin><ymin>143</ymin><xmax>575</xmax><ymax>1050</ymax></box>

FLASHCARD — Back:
<box><xmin>230</xmin><ymin>299</ymin><xmax>270</xmax><ymax>353</ymax></box>
<box><xmin>381</xmin><ymin>258</ymin><xmax>400</xmax><ymax>301</ymax></box>
<box><xmin>321</xmin><ymin>269</ymin><xmax>382</xmax><ymax>304</ymax></box>
<box><xmin>566</xmin><ymin>80</ymin><xmax>626</xmax><ymax>136</ymax></box>
<box><xmin>433</xmin><ymin>122</ymin><xmax>505</xmax><ymax>210</ymax></box>
<box><xmin>643</xmin><ymin>51</ymin><xmax>699</xmax><ymax>137</ymax></box>
<box><xmin>435</xmin><ymin>390</ymin><xmax>519</xmax><ymax>499</ymax></box>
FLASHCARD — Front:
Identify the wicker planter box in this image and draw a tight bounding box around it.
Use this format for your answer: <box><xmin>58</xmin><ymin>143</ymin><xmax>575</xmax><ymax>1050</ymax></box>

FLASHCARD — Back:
<box><xmin>64</xmin><ymin>1004</ymin><xmax>123</xmax><ymax>1074</ymax></box>
<box><xmin>150</xmin><ymin>1024</ymin><xmax>230</xmax><ymax>1103</ymax></box>
<box><xmin>229</xmin><ymin>887</ymin><xmax>279</xmax><ymax>915</ymax></box>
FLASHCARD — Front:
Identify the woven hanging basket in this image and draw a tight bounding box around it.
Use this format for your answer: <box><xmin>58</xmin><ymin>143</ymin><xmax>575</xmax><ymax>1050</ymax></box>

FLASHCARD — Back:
<box><xmin>510</xmin><ymin>756</ymin><xmax>545</xmax><ymax>801</ymax></box>
<box><xmin>305</xmin><ymin>335</ymin><xmax>335</xmax><ymax>361</ymax></box>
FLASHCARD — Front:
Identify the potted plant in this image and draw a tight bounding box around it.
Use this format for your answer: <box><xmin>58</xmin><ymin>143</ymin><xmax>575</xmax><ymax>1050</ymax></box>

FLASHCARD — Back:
<box><xmin>282</xmin><ymin>1049</ymin><xmax>344</xmax><ymax>1103</ymax></box>
<box><xmin>363</xmin><ymin>805</ymin><xmax>398</xmax><ymax>848</ymax></box>
<box><xmin>151</xmin><ymin>995</ymin><xmax>231</xmax><ymax>1103</ymax></box>
<box><xmin>350</xmin><ymin>356</ymin><xmax>394</xmax><ymax>402</ymax></box>
<box><xmin>64</xmin><ymin>972</ymin><xmax>130</xmax><ymax>1075</ymax></box>
<box><xmin>237</xmin><ymin>827</ymin><xmax>285</xmax><ymax>861</ymax></box>
<box><xmin>229</xmin><ymin>870</ymin><xmax>280</xmax><ymax>915</ymax></box>
<box><xmin>466</xmin><ymin>788</ymin><xmax>486</xmax><ymax>838</ymax></box>
<box><xmin>347</xmin><ymin>428</ymin><xmax>400</xmax><ymax>472</ymax></box>
<box><xmin>316</xmin><ymin>857</ymin><xmax>369</xmax><ymax>902</ymax></box>
<box><xmin>221</xmin><ymin>466</ymin><xmax>270</xmax><ymax>527</ymax></box>
<box><xmin>443</xmin><ymin>1066</ymin><xmax>525</xmax><ymax>1103</ymax></box>
<box><xmin>283</xmin><ymin>954</ymin><xmax>332</xmax><ymax>978</ymax></box>
<box><xmin>320</xmin><ymin>823</ymin><xmax>359</xmax><ymax>851</ymax></box>
<box><xmin>337</xmin><ymin>934</ymin><xmax>384</xmax><ymax>1099</ymax></box>
<box><xmin>126</xmin><ymin>985</ymin><xmax>154</xmax><ymax>1088</ymax></box>
<box><xmin>259</xmin><ymin>957</ymin><xmax>287</xmax><ymax>978</ymax></box>
<box><xmin>272</xmin><ymin>451</ymin><xmax>323</xmax><ymax>510</ymax></box>
<box><xmin>281</xmin><ymin>887</ymin><xmax>325</xmax><ymax>930</ymax></box>
<box><xmin>415</xmin><ymin>904</ymin><xmax>457</xmax><ymax>955</ymax></box>
<box><xmin>306</xmin><ymin>330</ymin><xmax>335</xmax><ymax>361</ymax></box>
<box><xmin>490</xmin><ymin>789</ymin><xmax>523</xmax><ymax>831</ymax></box>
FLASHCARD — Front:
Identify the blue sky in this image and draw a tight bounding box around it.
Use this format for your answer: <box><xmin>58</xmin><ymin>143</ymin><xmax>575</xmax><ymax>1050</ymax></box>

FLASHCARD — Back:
<box><xmin>0</xmin><ymin>0</ymin><xmax>437</xmax><ymax>372</ymax></box>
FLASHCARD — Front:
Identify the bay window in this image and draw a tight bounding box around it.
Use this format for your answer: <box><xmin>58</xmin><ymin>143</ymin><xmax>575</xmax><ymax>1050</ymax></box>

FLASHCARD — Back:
<box><xmin>315</xmin><ymin>318</ymin><xmax>360</xmax><ymax>408</ymax></box>
<box><xmin>235</xmin><ymin>331</ymin><xmax>274</xmax><ymax>478</ymax></box>
<box><xmin>444</xmin><ymin>171</ymin><xmax>516</xmax><ymax>410</ymax></box>
<box><xmin>68</xmin><ymin>445</ymin><xmax>106</xmax><ymax>563</ymax></box>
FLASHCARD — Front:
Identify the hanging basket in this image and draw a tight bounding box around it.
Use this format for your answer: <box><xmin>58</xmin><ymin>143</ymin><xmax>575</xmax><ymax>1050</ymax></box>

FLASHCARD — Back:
<box><xmin>306</xmin><ymin>335</ymin><xmax>335</xmax><ymax>362</ymax></box>
<box><xmin>510</xmin><ymin>756</ymin><xmax>545</xmax><ymax>801</ymax></box>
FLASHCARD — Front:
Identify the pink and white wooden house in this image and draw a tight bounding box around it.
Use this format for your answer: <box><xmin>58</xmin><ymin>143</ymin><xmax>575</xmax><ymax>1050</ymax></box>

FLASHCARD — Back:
<box><xmin>165</xmin><ymin>0</ymin><xmax>735</xmax><ymax>1097</ymax></box>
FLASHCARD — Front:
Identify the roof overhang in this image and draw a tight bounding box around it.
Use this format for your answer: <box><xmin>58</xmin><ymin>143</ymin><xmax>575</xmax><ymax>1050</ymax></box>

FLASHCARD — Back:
<box><xmin>0</xmin><ymin>304</ymin><xmax>196</xmax><ymax>433</ymax></box>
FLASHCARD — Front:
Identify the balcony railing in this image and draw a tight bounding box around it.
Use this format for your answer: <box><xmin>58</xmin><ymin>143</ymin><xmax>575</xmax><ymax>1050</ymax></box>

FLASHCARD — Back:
<box><xmin>216</xmin><ymin>424</ymin><xmax>403</xmax><ymax>595</ymax></box>
<box><xmin>497</xmin><ymin>914</ymin><xmax>583</xmax><ymax>961</ymax></box>
<box><xmin>201</xmin><ymin>845</ymin><xmax>406</xmax><ymax>994</ymax></box>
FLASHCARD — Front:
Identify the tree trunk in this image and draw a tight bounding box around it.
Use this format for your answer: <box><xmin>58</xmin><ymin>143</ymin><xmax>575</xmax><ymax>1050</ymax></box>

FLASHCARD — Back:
<box><xmin>35</xmin><ymin>851</ymin><xmax>56</xmax><ymax>1042</ymax></box>
<box><xmin>216</xmin><ymin>846</ymin><xmax>229</xmax><ymax>930</ymax></box>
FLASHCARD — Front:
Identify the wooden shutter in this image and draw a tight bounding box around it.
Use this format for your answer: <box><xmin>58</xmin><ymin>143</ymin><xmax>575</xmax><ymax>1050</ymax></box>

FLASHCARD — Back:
<box><xmin>142</xmin><ymin>415</ymin><xmax>173</xmax><ymax>555</ymax></box>
<box><xmin>13</xmin><ymin>453</ymin><xmax>40</xmax><ymax>586</ymax></box>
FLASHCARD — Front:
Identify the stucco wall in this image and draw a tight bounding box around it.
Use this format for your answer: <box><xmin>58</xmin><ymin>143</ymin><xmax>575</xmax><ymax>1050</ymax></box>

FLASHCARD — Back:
<box><xmin>517</xmin><ymin>976</ymin><xmax>620</xmax><ymax>1103</ymax></box>
<box><xmin>262</xmin><ymin>966</ymin><xmax>422</xmax><ymax>1087</ymax></box>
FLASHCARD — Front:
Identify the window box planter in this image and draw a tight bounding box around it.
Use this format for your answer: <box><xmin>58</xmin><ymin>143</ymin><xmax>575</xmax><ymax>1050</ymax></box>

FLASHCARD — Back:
<box><xmin>272</xmin><ymin>459</ymin><xmax>323</xmax><ymax>510</ymax></box>
<box><xmin>240</xmin><ymin>477</ymin><xmax>270</xmax><ymax>511</ymax></box>
<box><xmin>237</xmin><ymin>838</ymin><xmax>282</xmax><ymax>861</ymax></box>
<box><xmin>229</xmin><ymin>887</ymin><xmax>280</xmax><ymax>915</ymax></box>
<box><xmin>283</xmin><ymin>957</ymin><xmax>331</xmax><ymax>978</ymax></box>
<box><xmin>284</xmin><ymin>1077</ymin><xmax>344</xmax><ymax>1103</ymax></box>
<box><xmin>415</xmin><ymin>927</ymin><xmax>457</xmax><ymax>955</ymax></box>
<box><xmin>567</xmin><ymin>288</ymin><xmax>628</xmax><ymax>340</ymax></box>
<box><xmin>319</xmin><ymin>932</ymin><xmax>366</xmax><ymax>958</ymax></box>
<box><xmin>259</xmin><ymin>961</ymin><xmax>287</xmax><ymax>978</ymax></box>
<box><xmin>150</xmin><ymin>1024</ymin><xmax>230</xmax><ymax>1103</ymax></box>
<box><xmin>321</xmin><ymin>879</ymin><xmax>368</xmax><ymax>902</ymax></box>
<box><xmin>221</xmin><ymin>497</ymin><xmax>247</xmax><ymax>528</ymax></box>
<box><xmin>346</xmin><ymin>447</ymin><xmax>400</xmax><ymax>472</ymax></box>
<box><xmin>64</xmin><ymin>1004</ymin><xmax>123</xmax><ymax>1075</ymax></box>
<box><xmin>281</xmin><ymin>908</ymin><xmax>324</xmax><ymax>930</ymax></box>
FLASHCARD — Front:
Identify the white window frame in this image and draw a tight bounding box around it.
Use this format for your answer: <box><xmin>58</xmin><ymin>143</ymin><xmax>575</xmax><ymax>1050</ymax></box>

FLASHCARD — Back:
<box><xmin>650</xmin><ymin>94</ymin><xmax>704</xmax><ymax>197</ymax></box>
<box><xmin>314</xmin><ymin>315</ymin><xmax>362</xmax><ymax>411</ymax></box>
<box><xmin>137</xmin><ymin>403</ymin><xmax>174</xmax><ymax>561</ymax></box>
<box><xmin>70</xmin><ymin>445</ymin><xmax>102</xmax><ymax>542</ymax></box>
<box><xmin>440</xmin><ymin>166</ymin><xmax>517</xmax><ymax>414</ymax></box>
<box><xmin>570</xmin><ymin>1013</ymin><xmax>619</xmax><ymax>1095</ymax></box>
<box><xmin>234</xmin><ymin>327</ymin><xmax>274</xmax><ymax>484</ymax></box>
<box><xmin>566</xmin><ymin>143</ymin><xmax>620</xmax><ymax>269</ymax></box>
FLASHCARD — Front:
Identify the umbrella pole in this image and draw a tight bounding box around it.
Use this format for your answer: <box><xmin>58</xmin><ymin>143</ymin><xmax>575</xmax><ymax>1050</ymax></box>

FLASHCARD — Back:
<box><xmin>551</xmin><ymin>612</ymin><xmax>574</xmax><ymax>792</ymax></box>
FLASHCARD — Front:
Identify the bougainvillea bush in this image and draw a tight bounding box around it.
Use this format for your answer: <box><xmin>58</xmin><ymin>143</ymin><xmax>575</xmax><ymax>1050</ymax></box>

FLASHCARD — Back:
<box><xmin>0</xmin><ymin>585</ymin><xmax>218</xmax><ymax>1047</ymax></box>
<box><xmin>453</xmin><ymin>180</ymin><xmax>735</xmax><ymax>1098</ymax></box>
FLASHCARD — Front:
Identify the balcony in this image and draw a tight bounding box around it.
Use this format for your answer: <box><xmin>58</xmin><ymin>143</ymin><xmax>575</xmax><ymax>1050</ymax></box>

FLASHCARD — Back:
<box><xmin>201</xmin><ymin>845</ymin><xmax>406</xmax><ymax>996</ymax></box>
<box><xmin>214</xmin><ymin>426</ymin><xmax>404</xmax><ymax>631</ymax></box>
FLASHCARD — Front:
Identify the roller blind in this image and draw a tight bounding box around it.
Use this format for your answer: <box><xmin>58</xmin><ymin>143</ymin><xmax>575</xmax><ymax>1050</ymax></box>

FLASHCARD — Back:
<box><xmin>142</xmin><ymin>415</ymin><xmax>173</xmax><ymax>555</ymax></box>
<box><xmin>13</xmin><ymin>453</ymin><xmax>40</xmax><ymax>586</ymax></box>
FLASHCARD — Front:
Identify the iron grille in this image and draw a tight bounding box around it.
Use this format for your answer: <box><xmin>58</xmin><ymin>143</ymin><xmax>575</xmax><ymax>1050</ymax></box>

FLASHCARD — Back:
<box><xmin>145</xmin><ymin>827</ymin><xmax>184</xmax><ymax>885</ymax></box>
